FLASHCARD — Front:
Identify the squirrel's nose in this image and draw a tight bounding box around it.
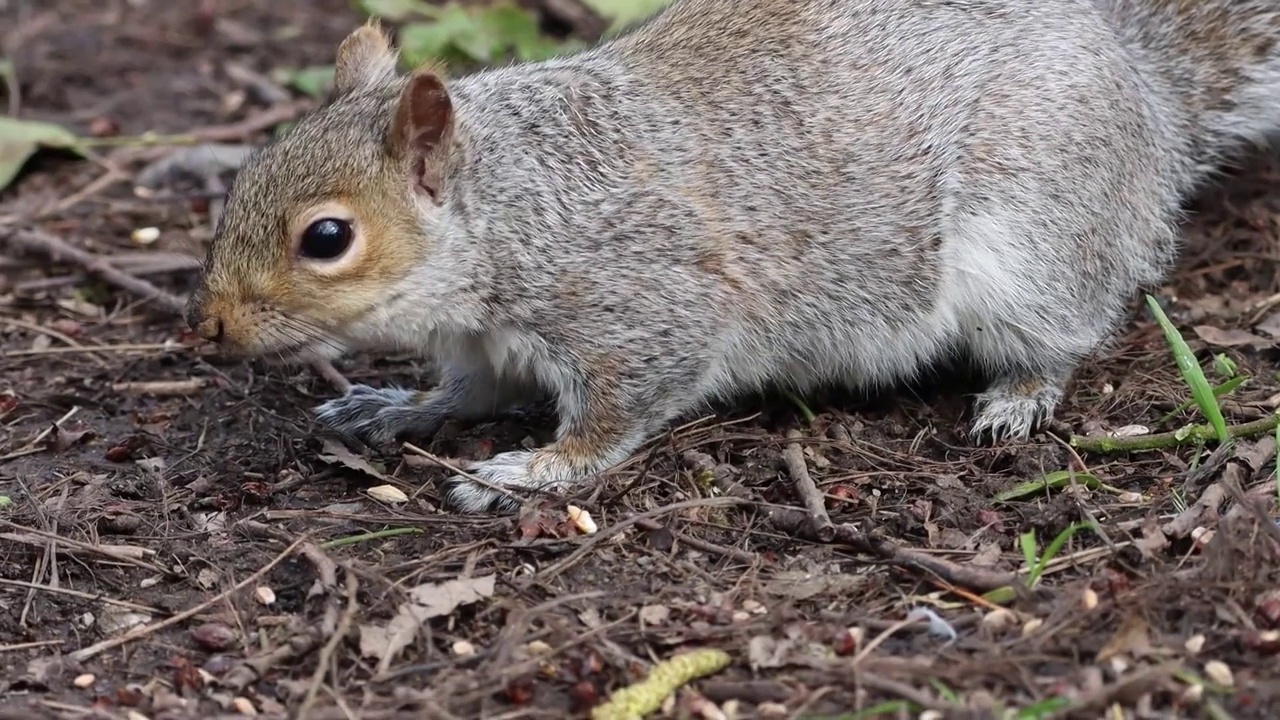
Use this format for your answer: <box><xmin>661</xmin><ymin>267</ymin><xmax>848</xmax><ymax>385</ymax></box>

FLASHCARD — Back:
<box><xmin>193</xmin><ymin>315</ymin><xmax>226</xmax><ymax>344</ymax></box>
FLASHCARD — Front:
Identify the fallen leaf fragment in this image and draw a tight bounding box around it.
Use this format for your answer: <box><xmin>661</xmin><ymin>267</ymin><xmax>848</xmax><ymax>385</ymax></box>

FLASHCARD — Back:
<box><xmin>591</xmin><ymin>648</ymin><xmax>731</xmax><ymax>720</ymax></box>
<box><xmin>317</xmin><ymin>437</ymin><xmax>389</xmax><ymax>480</ymax></box>
<box><xmin>359</xmin><ymin>574</ymin><xmax>496</xmax><ymax>672</ymax></box>
<box><xmin>1193</xmin><ymin>325</ymin><xmax>1268</xmax><ymax>349</ymax></box>
<box><xmin>367</xmin><ymin>484</ymin><xmax>409</xmax><ymax>504</ymax></box>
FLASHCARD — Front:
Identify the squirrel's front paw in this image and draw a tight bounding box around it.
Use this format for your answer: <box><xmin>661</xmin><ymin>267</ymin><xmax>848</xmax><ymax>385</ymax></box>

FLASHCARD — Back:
<box><xmin>438</xmin><ymin>450</ymin><xmax>566</xmax><ymax>514</ymax></box>
<box><xmin>314</xmin><ymin>384</ymin><xmax>444</xmax><ymax>448</ymax></box>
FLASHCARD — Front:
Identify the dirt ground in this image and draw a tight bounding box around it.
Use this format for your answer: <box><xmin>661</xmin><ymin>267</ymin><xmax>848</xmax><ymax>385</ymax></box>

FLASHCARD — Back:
<box><xmin>1</xmin><ymin>1</ymin><xmax>1279</xmax><ymax>719</ymax></box>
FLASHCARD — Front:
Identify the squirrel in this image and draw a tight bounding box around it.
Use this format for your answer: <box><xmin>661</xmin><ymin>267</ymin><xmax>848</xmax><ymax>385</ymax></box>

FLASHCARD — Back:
<box><xmin>186</xmin><ymin>0</ymin><xmax>1280</xmax><ymax>514</ymax></box>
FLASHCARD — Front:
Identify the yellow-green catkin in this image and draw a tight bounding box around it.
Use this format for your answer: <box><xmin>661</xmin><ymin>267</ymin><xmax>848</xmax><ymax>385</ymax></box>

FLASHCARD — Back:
<box><xmin>591</xmin><ymin>648</ymin><xmax>732</xmax><ymax>720</ymax></box>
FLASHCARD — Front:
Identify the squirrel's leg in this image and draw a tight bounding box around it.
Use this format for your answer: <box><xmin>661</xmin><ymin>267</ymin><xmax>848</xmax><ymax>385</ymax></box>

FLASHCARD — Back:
<box><xmin>314</xmin><ymin>362</ymin><xmax>531</xmax><ymax>447</ymax></box>
<box><xmin>968</xmin><ymin>366</ymin><xmax>1069</xmax><ymax>443</ymax></box>
<box><xmin>438</xmin><ymin>365</ymin><xmax>658</xmax><ymax>514</ymax></box>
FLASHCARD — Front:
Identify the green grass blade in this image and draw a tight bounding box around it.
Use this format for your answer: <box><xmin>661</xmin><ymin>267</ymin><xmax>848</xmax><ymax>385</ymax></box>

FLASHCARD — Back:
<box><xmin>1158</xmin><ymin>375</ymin><xmax>1247</xmax><ymax>424</ymax></box>
<box><xmin>1145</xmin><ymin>295</ymin><xmax>1228</xmax><ymax>442</ymax></box>
<box><xmin>994</xmin><ymin>470</ymin><xmax>1100</xmax><ymax>502</ymax></box>
<box><xmin>1028</xmin><ymin>522</ymin><xmax>1095</xmax><ymax>586</ymax></box>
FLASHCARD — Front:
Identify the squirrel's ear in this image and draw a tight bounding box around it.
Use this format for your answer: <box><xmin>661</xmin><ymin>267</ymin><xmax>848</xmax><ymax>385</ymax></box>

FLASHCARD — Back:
<box><xmin>333</xmin><ymin>21</ymin><xmax>398</xmax><ymax>96</ymax></box>
<box><xmin>391</xmin><ymin>70</ymin><xmax>454</xmax><ymax>201</ymax></box>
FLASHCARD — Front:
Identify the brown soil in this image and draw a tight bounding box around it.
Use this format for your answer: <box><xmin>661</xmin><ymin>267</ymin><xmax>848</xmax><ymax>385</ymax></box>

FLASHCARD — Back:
<box><xmin>2</xmin><ymin>2</ymin><xmax>1279</xmax><ymax>719</ymax></box>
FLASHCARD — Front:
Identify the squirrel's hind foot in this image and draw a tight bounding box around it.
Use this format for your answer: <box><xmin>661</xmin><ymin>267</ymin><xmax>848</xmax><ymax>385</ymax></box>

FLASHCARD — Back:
<box><xmin>968</xmin><ymin>375</ymin><xmax>1064</xmax><ymax>443</ymax></box>
<box><xmin>439</xmin><ymin>450</ymin><xmax>565</xmax><ymax>514</ymax></box>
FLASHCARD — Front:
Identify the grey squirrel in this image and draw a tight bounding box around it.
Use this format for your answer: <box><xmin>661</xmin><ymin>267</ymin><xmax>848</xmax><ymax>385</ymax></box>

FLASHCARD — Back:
<box><xmin>185</xmin><ymin>0</ymin><xmax>1280</xmax><ymax>513</ymax></box>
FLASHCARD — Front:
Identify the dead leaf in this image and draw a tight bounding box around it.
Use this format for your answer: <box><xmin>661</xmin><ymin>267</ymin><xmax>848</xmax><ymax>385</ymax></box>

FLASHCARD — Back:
<box><xmin>747</xmin><ymin>635</ymin><xmax>794</xmax><ymax>670</ymax></box>
<box><xmin>1256</xmin><ymin>311</ymin><xmax>1280</xmax><ymax>340</ymax></box>
<box><xmin>0</xmin><ymin>117</ymin><xmax>83</xmax><ymax>191</ymax></box>
<box><xmin>317</xmin><ymin>438</ymin><xmax>388</xmax><ymax>480</ymax></box>
<box><xmin>1193</xmin><ymin>325</ymin><xmax>1269</xmax><ymax>349</ymax></box>
<box><xmin>1134</xmin><ymin>519</ymin><xmax>1169</xmax><ymax>558</ymax></box>
<box><xmin>639</xmin><ymin>605</ymin><xmax>671</xmax><ymax>626</ymax></box>
<box><xmin>46</xmin><ymin>422</ymin><xmax>93</xmax><ymax>453</ymax></box>
<box><xmin>359</xmin><ymin>575</ymin><xmax>496</xmax><ymax>673</ymax></box>
<box><xmin>1096</xmin><ymin>615</ymin><xmax>1152</xmax><ymax>663</ymax></box>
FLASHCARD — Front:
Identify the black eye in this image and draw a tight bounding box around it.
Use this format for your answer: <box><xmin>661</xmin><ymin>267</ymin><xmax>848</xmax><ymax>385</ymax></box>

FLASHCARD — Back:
<box><xmin>299</xmin><ymin>218</ymin><xmax>353</xmax><ymax>260</ymax></box>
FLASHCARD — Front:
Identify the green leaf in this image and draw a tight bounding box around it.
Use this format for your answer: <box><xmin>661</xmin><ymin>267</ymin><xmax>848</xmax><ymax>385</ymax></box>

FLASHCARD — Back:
<box><xmin>1028</xmin><ymin>522</ymin><xmax>1095</xmax><ymax>586</ymax></box>
<box><xmin>1159</xmin><ymin>375</ymin><xmax>1247</xmax><ymax>424</ymax></box>
<box><xmin>0</xmin><ymin>117</ymin><xmax>83</xmax><ymax>191</ymax></box>
<box><xmin>1146</xmin><ymin>295</ymin><xmax>1229</xmax><ymax>443</ymax></box>
<box><xmin>479</xmin><ymin>5</ymin><xmax>567</xmax><ymax>62</ymax></box>
<box><xmin>582</xmin><ymin>0</ymin><xmax>674</xmax><ymax>33</ymax></box>
<box><xmin>399</xmin><ymin>7</ymin><xmax>477</xmax><ymax>66</ymax></box>
<box><xmin>1019</xmin><ymin>530</ymin><xmax>1038</xmax><ymax>570</ymax></box>
<box><xmin>356</xmin><ymin>0</ymin><xmax>436</xmax><ymax>21</ymax></box>
<box><xmin>994</xmin><ymin>470</ymin><xmax>1101</xmax><ymax>502</ymax></box>
<box><xmin>278</xmin><ymin>65</ymin><xmax>336</xmax><ymax>99</ymax></box>
<box><xmin>1212</xmin><ymin>352</ymin><xmax>1238</xmax><ymax>379</ymax></box>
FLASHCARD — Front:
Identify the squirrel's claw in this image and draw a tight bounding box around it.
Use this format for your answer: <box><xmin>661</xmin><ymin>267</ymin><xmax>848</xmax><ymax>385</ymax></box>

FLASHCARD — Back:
<box><xmin>968</xmin><ymin>377</ymin><xmax>1064</xmax><ymax>444</ymax></box>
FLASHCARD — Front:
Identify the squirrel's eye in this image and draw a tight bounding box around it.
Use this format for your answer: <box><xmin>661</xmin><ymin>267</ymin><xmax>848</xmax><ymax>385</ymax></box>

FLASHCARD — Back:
<box><xmin>299</xmin><ymin>218</ymin><xmax>353</xmax><ymax>260</ymax></box>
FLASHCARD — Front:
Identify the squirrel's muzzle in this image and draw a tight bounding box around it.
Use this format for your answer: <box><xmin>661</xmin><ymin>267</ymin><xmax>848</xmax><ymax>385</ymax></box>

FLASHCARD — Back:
<box><xmin>185</xmin><ymin>290</ymin><xmax>226</xmax><ymax>344</ymax></box>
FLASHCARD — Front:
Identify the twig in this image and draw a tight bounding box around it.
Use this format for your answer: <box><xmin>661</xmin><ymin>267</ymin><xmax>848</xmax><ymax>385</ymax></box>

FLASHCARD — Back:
<box><xmin>0</xmin><ymin>577</ymin><xmax>161</xmax><ymax>615</ymax></box>
<box><xmin>633</xmin><ymin>518</ymin><xmax>756</xmax><ymax>564</ymax></box>
<box><xmin>1071</xmin><ymin>413</ymin><xmax>1280</xmax><ymax>452</ymax></box>
<box><xmin>2</xmin><ymin>228</ymin><xmax>348</xmax><ymax>393</ymax></box>
<box><xmin>782</xmin><ymin>429</ymin><xmax>834</xmax><ymax>541</ymax></box>
<box><xmin>320</xmin><ymin>527</ymin><xmax>422</xmax><ymax>549</ymax></box>
<box><xmin>298</xmin><ymin>570</ymin><xmax>359</xmax><ymax>720</ymax></box>
<box><xmin>679</xmin><ymin>449</ymin><xmax>1015</xmax><ymax>592</ymax></box>
<box><xmin>765</xmin><ymin>506</ymin><xmax>1017</xmax><ymax>593</ymax></box>
<box><xmin>110</xmin><ymin>379</ymin><xmax>208</xmax><ymax>396</ymax></box>
<box><xmin>223</xmin><ymin>633</ymin><xmax>319</xmax><ymax>691</ymax></box>
<box><xmin>0</xmin><ymin>406</ymin><xmax>79</xmax><ymax>463</ymax></box>
<box><xmin>69</xmin><ymin>536</ymin><xmax>307</xmax><ymax>662</ymax></box>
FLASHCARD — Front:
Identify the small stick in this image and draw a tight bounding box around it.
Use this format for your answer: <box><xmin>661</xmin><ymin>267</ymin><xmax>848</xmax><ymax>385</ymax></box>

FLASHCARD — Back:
<box><xmin>1072</xmin><ymin>413</ymin><xmax>1280</xmax><ymax>452</ymax></box>
<box><xmin>3</xmin><ymin>228</ymin><xmax>348</xmax><ymax>393</ymax></box>
<box><xmin>69</xmin><ymin>536</ymin><xmax>307</xmax><ymax>662</ymax></box>
<box><xmin>111</xmin><ymin>379</ymin><xmax>208</xmax><ymax>396</ymax></box>
<box><xmin>297</xmin><ymin>570</ymin><xmax>359</xmax><ymax>720</ymax></box>
<box><xmin>783</xmin><ymin>428</ymin><xmax>835</xmax><ymax>542</ymax></box>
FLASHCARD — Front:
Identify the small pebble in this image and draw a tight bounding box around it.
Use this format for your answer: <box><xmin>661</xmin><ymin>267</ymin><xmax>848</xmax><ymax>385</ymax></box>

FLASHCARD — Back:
<box><xmin>1184</xmin><ymin>634</ymin><xmax>1206</xmax><ymax>655</ymax></box>
<box><xmin>131</xmin><ymin>227</ymin><xmax>161</xmax><ymax>245</ymax></box>
<box><xmin>253</xmin><ymin>586</ymin><xmax>276</xmax><ymax>606</ymax></box>
<box><xmin>73</xmin><ymin>673</ymin><xmax>96</xmax><ymax>688</ymax></box>
<box><xmin>452</xmin><ymin>639</ymin><xmax>477</xmax><ymax>657</ymax></box>
<box><xmin>1082</xmin><ymin>587</ymin><xmax>1099</xmax><ymax>610</ymax></box>
<box><xmin>1204</xmin><ymin>660</ymin><xmax>1233</xmax><ymax>687</ymax></box>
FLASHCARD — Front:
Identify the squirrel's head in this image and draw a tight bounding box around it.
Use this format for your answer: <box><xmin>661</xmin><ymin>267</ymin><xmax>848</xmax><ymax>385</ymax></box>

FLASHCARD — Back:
<box><xmin>185</xmin><ymin>22</ymin><xmax>459</xmax><ymax>360</ymax></box>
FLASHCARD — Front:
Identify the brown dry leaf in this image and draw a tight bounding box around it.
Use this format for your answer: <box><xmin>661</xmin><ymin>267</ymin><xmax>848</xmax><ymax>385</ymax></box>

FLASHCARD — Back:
<box><xmin>46</xmin><ymin>422</ymin><xmax>93</xmax><ymax>453</ymax></box>
<box><xmin>1256</xmin><ymin>311</ymin><xmax>1280</xmax><ymax>340</ymax></box>
<box><xmin>0</xmin><ymin>393</ymin><xmax>18</xmax><ymax>418</ymax></box>
<box><xmin>317</xmin><ymin>437</ymin><xmax>389</xmax><ymax>480</ymax></box>
<box><xmin>1096</xmin><ymin>614</ymin><xmax>1152</xmax><ymax>663</ymax></box>
<box><xmin>1192</xmin><ymin>325</ymin><xmax>1269</xmax><ymax>349</ymax></box>
<box><xmin>359</xmin><ymin>575</ymin><xmax>496</xmax><ymax>673</ymax></box>
<box><xmin>1134</xmin><ymin>519</ymin><xmax>1169</xmax><ymax>559</ymax></box>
